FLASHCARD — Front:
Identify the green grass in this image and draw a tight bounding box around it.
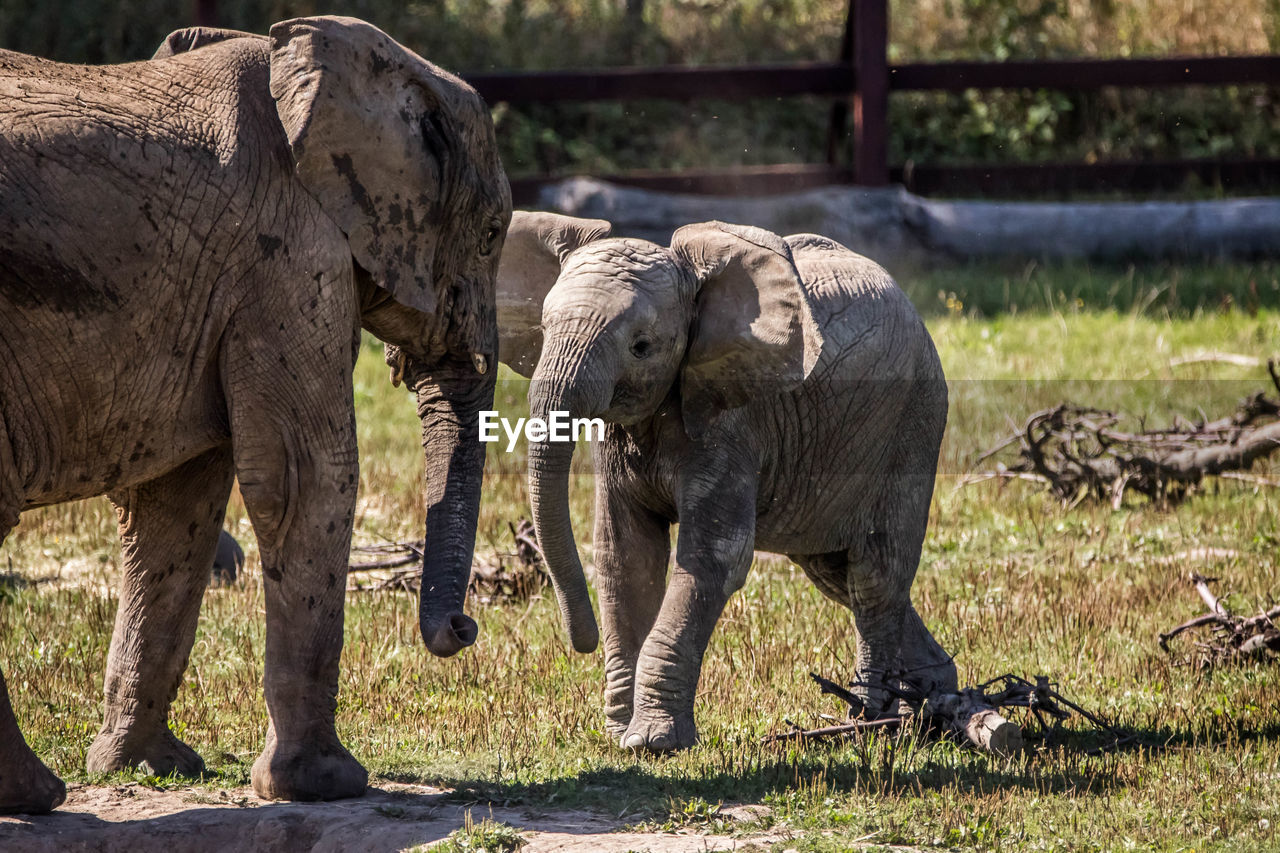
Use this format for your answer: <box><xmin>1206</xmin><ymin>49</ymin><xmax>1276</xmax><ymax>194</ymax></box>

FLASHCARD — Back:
<box><xmin>423</xmin><ymin>814</ymin><xmax>527</xmax><ymax>853</ymax></box>
<box><xmin>3</xmin><ymin>262</ymin><xmax>1280</xmax><ymax>851</ymax></box>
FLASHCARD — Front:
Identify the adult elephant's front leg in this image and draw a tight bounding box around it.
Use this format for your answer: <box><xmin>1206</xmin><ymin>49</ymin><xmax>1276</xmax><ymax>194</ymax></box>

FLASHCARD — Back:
<box><xmin>87</xmin><ymin>448</ymin><xmax>233</xmax><ymax>777</ymax></box>
<box><xmin>623</xmin><ymin>479</ymin><xmax>757</xmax><ymax>753</ymax></box>
<box><xmin>226</xmin><ymin>315</ymin><xmax>366</xmax><ymax>802</ymax></box>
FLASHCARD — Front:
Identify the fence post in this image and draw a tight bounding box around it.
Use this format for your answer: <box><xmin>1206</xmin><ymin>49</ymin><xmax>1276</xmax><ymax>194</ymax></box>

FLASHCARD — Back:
<box><xmin>851</xmin><ymin>0</ymin><xmax>889</xmax><ymax>186</ymax></box>
<box><xmin>824</xmin><ymin>0</ymin><xmax>857</xmax><ymax>165</ymax></box>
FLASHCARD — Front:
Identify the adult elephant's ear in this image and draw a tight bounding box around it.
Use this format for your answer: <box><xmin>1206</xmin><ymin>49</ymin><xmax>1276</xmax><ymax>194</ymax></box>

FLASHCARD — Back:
<box><xmin>496</xmin><ymin>211</ymin><xmax>611</xmax><ymax>378</ymax></box>
<box><xmin>671</xmin><ymin>221</ymin><xmax>823</xmax><ymax>439</ymax></box>
<box><xmin>269</xmin><ymin>16</ymin><xmax>464</xmax><ymax>316</ymax></box>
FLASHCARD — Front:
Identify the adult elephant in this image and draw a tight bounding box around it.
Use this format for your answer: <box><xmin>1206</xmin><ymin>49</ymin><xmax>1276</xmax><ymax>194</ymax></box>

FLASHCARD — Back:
<box><xmin>0</xmin><ymin>16</ymin><xmax>509</xmax><ymax>813</ymax></box>
<box><xmin>496</xmin><ymin>213</ymin><xmax>955</xmax><ymax>753</ymax></box>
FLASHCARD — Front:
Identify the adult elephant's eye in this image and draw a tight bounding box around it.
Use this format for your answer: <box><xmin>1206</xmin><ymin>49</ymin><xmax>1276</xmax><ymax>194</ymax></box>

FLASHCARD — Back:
<box><xmin>480</xmin><ymin>223</ymin><xmax>501</xmax><ymax>256</ymax></box>
<box><xmin>630</xmin><ymin>337</ymin><xmax>652</xmax><ymax>359</ymax></box>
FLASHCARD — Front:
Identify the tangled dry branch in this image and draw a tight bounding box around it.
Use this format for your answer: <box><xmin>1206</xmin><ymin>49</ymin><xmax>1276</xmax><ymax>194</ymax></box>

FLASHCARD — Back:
<box><xmin>1159</xmin><ymin>573</ymin><xmax>1280</xmax><ymax>668</ymax></box>
<box><xmin>968</xmin><ymin>359</ymin><xmax>1280</xmax><ymax>507</ymax></box>
<box><xmin>348</xmin><ymin>519</ymin><xmax>549</xmax><ymax>600</ymax></box>
<box><xmin>764</xmin><ymin>672</ymin><xmax>1129</xmax><ymax>757</ymax></box>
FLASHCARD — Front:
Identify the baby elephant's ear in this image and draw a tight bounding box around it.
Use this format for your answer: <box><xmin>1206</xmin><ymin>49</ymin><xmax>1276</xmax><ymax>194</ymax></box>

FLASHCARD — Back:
<box><xmin>152</xmin><ymin>26</ymin><xmax>263</xmax><ymax>59</ymax></box>
<box><xmin>496</xmin><ymin>211</ymin><xmax>611</xmax><ymax>378</ymax></box>
<box><xmin>671</xmin><ymin>221</ymin><xmax>822</xmax><ymax>439</ymax></box>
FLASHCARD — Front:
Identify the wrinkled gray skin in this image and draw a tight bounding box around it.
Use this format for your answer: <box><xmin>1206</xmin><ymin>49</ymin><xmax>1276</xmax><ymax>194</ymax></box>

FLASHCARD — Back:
<box><xmin>0</xmin><ymin>17</ymin><xmax>510</xmax><ymax>813</ymax></box>
<box><xmin>498</xmin><ymin>212</ymin><xmax>955</xmax><ymax>752</ymax></box>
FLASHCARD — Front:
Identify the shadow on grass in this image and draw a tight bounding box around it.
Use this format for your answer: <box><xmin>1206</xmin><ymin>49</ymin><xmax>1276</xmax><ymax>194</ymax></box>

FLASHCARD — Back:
<box><xmin>379</xmin><ymin>717</ymin><xmax>1280</xmax><ymax>818</ymax></box>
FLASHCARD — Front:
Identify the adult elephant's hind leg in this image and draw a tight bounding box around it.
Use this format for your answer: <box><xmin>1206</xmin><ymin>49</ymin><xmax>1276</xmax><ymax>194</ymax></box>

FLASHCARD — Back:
<box><xmin>227</xmin><ymin>321</ymin><xmax>366</xmax><ymax>802</ymax></box>
<box><xmin>86</xmin><ymin>448</ymin><xmax>233</xmax><ymax>777</ymax></box>
<box><xmin>0</xmin><ymin>664</ymin><xmax>66</xmax><ymax>814</ymax></box>
<box><xmin>0</xmin><ymin>475</ymin><xmax>65</xmax><ymax>812</ymax></box>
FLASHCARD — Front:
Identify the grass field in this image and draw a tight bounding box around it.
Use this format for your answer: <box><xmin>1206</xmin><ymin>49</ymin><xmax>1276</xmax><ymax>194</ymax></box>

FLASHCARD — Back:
<box><xmin>3</xmin><ymin>262</ymin><xmax>1279</xmax><ymax>851</ymax></box>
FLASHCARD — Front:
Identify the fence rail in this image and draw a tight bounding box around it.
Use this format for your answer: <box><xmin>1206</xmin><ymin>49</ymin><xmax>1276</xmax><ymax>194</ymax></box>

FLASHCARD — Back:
<box><xmin>889</xmin><ymin>55</ymin><xmax>1280</xmax><ymax>91</ymax></box>
<box><xmin>467</xmin><ymin>63</ymin><xmax>854</xmax><ymax>102</ymax></box>
<box><xmin>462</xmin><ymin>0</ymin><xmax>1280</xmax><ymax>201</ymax></box>
<box><xmin>194</xmin><ymin>0</ymin><xmax>1280</xmax><ymax>199</ymax></box>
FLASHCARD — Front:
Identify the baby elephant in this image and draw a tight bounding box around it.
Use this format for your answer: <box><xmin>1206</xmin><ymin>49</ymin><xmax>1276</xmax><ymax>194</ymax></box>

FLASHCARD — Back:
<box><xmin>497</xmin><ymin>212</ymin><xmax>956</xmax><ymax>752</ymax></box>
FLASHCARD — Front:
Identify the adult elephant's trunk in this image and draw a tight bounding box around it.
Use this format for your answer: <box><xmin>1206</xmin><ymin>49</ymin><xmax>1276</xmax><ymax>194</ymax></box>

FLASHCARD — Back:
<box><xmin>527</xmin><ymin>345</ymin><xmax>610</xmax><ymax>654</ymax></box>
<box><xmin>412</xmin><ymin>352</ymin><xmax>496</xmax><ymax>657</ymax></box>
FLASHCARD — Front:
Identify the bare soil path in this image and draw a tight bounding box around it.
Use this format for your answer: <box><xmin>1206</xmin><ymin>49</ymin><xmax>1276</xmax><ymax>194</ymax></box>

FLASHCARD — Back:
<box><xmin>0</xmin><ymin>783</ymin><xmax>797</xmax><ymax>852</ymax></box>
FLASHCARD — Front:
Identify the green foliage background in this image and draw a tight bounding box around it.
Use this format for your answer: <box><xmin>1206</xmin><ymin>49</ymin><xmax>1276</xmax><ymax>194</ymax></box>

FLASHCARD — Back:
<box><xmin>2</xmin><ymin>0</ymin><xmax>1279</xmax><ymax>185</ymax></box>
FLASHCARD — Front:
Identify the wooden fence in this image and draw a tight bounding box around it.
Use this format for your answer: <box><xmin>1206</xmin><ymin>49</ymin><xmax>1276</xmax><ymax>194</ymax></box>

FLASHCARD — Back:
<box><xmin>197</xmin><ymin>0</ymin><xmax>1280</xmax><ymax>202</ymax></box>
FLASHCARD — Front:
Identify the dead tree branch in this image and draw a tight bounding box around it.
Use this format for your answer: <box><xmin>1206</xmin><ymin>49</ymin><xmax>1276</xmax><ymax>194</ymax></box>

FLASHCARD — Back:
<box><xmin>1159</xmin><ymin>574</ymin><xmax>1280</xmax><ymax>667</ymax></box>
<box><xmin>348</xmin><ymin>520</ymin><xmax>549</xmax><ymax>601</ymax></box>
<box><xmin>969</xmin><ymin>361</ymin><xmax>1280</xmax><ymax>506</ymax></box>
<box><xmin>763</xmin><ymin>672</ymin><xmax>1125</xmax><ymax>756</ymax></box>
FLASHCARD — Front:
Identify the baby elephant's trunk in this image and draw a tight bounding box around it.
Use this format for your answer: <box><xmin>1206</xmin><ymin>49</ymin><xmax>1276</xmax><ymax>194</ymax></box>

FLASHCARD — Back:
<box><xmin>527</xmin><ymin>377</ymin><xmax>600</xmax><ymax>654</ymax></box>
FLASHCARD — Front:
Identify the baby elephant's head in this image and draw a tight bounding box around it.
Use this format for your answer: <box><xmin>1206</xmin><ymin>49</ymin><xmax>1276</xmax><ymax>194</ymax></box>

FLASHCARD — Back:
<box><xmin>494</xmin><ymin>208</ymin><xmax>824</xmax><ymax>648</ymax></box>
<box><xmin>496</xmin><ymin>212</ymin><xmax>824</xmax><ymax>655</ymax></box>
<box><xmin>497</xmin><ymin>212</ymin><xmax>822</xmax><ymax>438</ymax></box>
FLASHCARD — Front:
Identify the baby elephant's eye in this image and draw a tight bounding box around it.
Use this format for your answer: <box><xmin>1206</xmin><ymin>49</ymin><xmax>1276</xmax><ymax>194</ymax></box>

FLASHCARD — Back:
<box><xmin>480</xmin><ymin>224</ymin><xmax>502</xmax><ymax>256</ymax></box>
<box><xmin>630</xmin><ymin>337</ymin><xmax>652</xmax><ymax>359</ymax></box>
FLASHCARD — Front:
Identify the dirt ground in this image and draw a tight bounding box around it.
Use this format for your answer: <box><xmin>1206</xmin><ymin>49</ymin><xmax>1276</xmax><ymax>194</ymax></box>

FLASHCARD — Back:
<box><xmin>0</xmin><ymin>783</ymin><xmax>800</xmax><ymax>852</ymax></box>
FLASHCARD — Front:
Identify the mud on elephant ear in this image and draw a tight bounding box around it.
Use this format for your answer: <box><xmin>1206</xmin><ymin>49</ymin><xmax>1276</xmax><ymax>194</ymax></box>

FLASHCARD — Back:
<box><xmin>268</xmin><ymin>15</ymin><xmax>510</xmax><ymax>358</ymax></box>
<box><xmin>155</xmin><ymin>16</ymin><xmax>510</xmax><ymax>365</ymax></box>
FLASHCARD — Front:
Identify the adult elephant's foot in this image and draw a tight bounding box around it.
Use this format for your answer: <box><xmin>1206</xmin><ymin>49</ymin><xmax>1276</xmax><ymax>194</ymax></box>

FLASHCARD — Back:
<box><xmin>86</xmin><ymin>726</ymin><xmax>206</xmax><ymax>777</ymax></box>
<box><xmin>250</xmin><ymin>735</ymin><xmax>368</xmax><ymax>801</ymax></box>
<box><xmin>0</xmin><ymin>747</ymin><xmax>66</xmax><ymax>815</ymax></box>
<box><xmin>620</xmin><ymin>708</ymin><xmax>697</xmax><ymax>753</ymax></box>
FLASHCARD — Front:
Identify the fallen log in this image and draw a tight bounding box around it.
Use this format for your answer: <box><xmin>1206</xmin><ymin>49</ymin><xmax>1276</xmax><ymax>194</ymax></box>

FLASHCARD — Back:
<box><xmin>924</xmin><ymin>690</ymin><xmax>1023</xmax><ymax>756</ymax></box>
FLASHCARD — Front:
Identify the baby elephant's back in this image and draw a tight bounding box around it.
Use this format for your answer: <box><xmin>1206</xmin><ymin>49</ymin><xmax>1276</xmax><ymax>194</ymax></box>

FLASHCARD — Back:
<box><xmin>787</xmin><ymin>233</ymin><xmax>946</xmax><ymax>483</ymax></box>
<box><xmin>785</xmin><ymin>234</ymin><xmax>942</xmax><ymax>390</ymax></box>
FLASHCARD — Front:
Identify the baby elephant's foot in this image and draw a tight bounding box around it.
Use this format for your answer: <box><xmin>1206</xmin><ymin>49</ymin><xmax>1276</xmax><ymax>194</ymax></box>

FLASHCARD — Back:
<box><xmin>251</xmin><ymin>736</ymin><xmax>367</xmax><ymax>802</ymax></box>
<box><xmin>606</xmin><ymin>717</ymin><xmax>631</xmax><ymax>743</ymax></box>
<box><xmin>86</xmin><ymin>726</ymin><xmax>206</xmax><ymax>778</ymax></box>
<box><xmin>605</xmin><ymin>699</ymin><xmax>633</xmax><ymax>743</ymax></box>
<box><xmin>0</xmin><ymin>748</ymin><xmax>66</xmax><ymax>815</ymax></box>
<box><xmin>620</xmin><ymin>708</ymin><xmax>697</xmax><ymax>753</ymax></box>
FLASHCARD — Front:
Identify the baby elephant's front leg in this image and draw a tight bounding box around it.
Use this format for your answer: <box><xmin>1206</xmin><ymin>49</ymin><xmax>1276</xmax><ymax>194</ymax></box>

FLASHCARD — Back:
<box><xmin>623</xmin><ymin>492</ymin><xmax>755</xmax><ymax>753</ymax></box>
<box><xmin>595</xmin><ymin>494</ymin><xmax>670</xmax><ymax>743</ymax></box>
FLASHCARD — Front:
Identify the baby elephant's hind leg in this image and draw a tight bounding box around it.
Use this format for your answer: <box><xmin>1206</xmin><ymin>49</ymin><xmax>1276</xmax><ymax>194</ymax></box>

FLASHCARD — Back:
<box><xmin>848</xmin><ymin>448</ymin><xmax>954</xmax><ymax>713</ymax></box>
<box><xmin>897</xmin><ymin>604</ymin><xmax>956</xmax><ymax>698</ymax></box>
